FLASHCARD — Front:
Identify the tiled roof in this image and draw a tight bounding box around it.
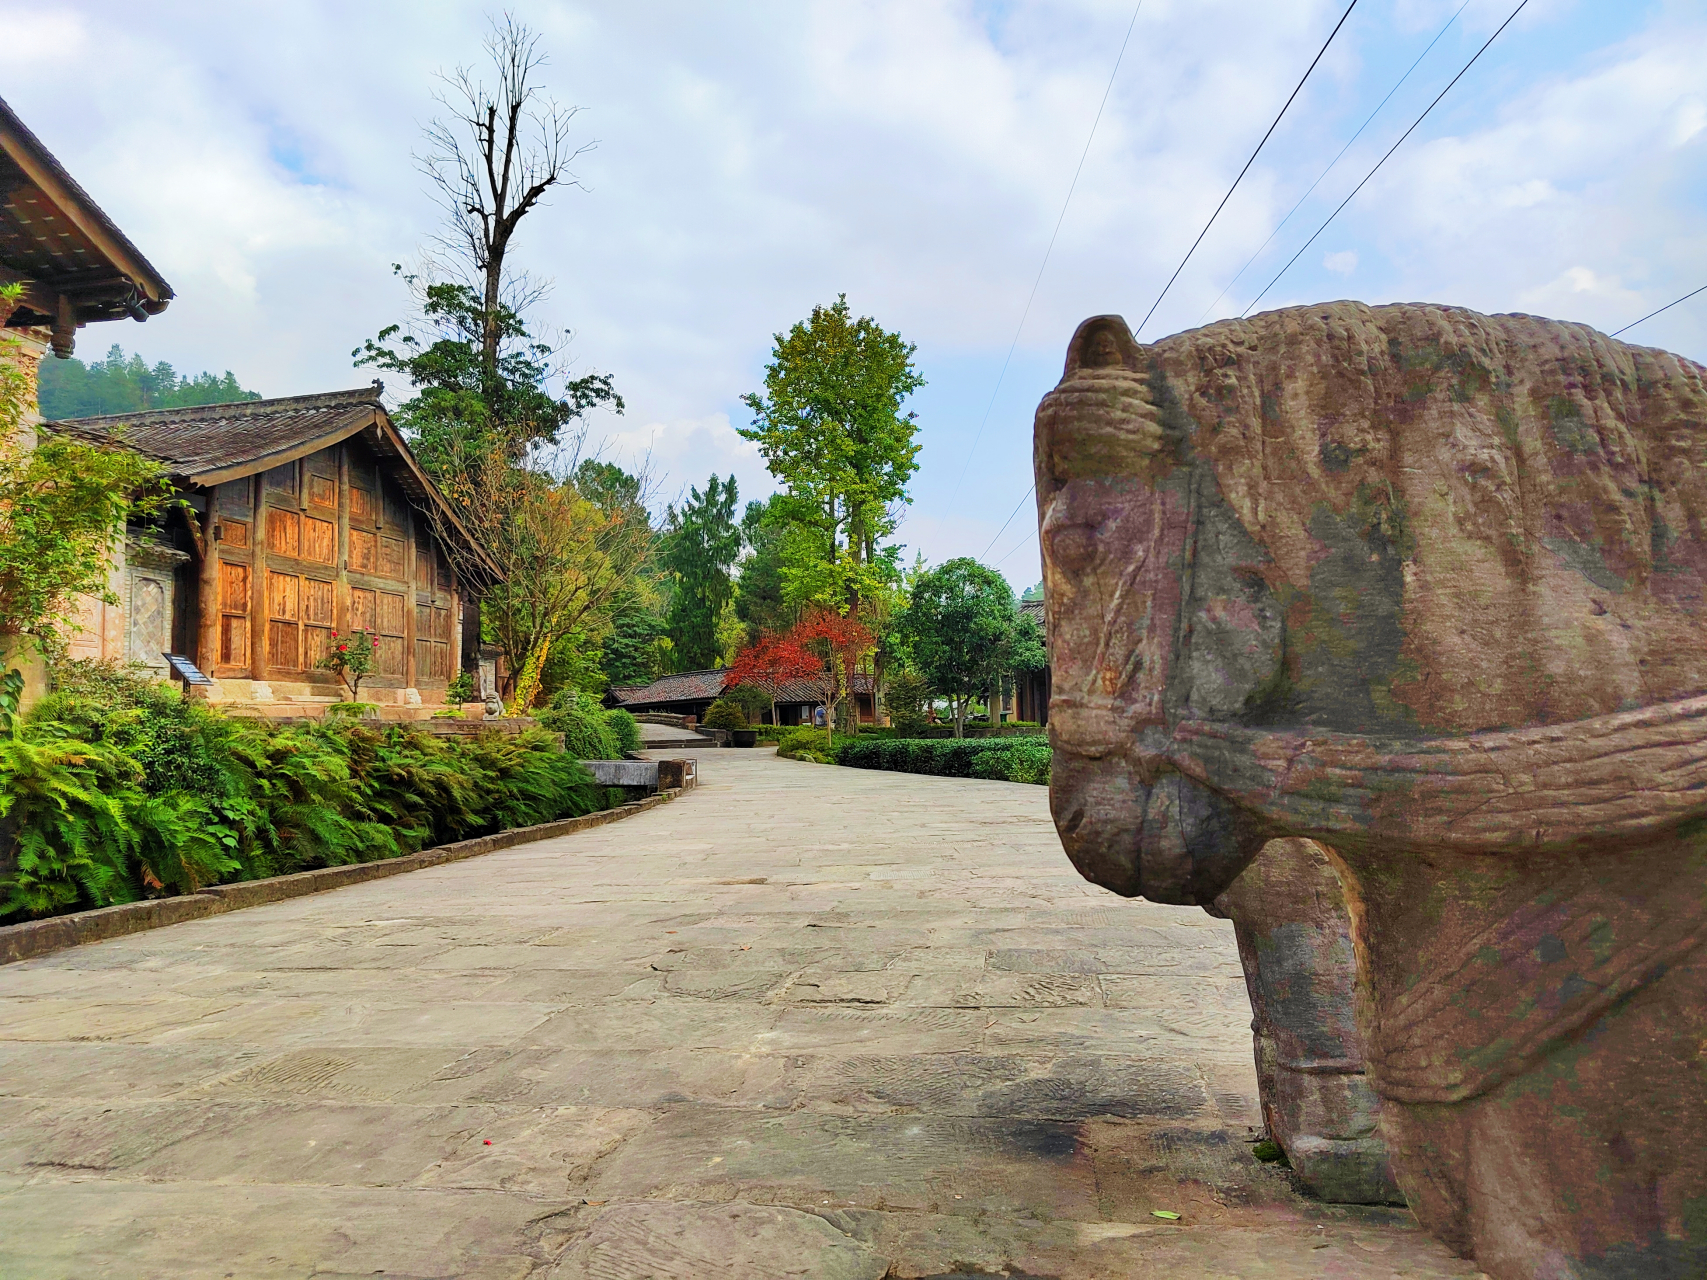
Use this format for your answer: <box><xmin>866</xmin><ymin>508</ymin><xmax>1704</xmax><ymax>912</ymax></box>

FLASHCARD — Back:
<box><xmin>53</xmin><ymin>386</ymin><xmax>386</xmax><ymax>482</ymax></box>
<box><xmin>607</xmin><ymin>668</ymin><xmax>874</xmax><ymax>708</ymax></box>
<box><xmin>52</xmin><ymin>386</ymin><xmax>502</xmax><ymax>586</ymax></box>
<box><xmin>607</xmin><ymin>669</ymin><xmax>732</xmax><ymax>706</ymax></box>
<box><xmin>1020</xmin><ymin>598</ymin><xmax>1044</xmax><ymax>619</ymax></box>
<box><xmin>767</xmin><ymin>673</ymin><xmax>874</xmax><ymax>703</ymax></box>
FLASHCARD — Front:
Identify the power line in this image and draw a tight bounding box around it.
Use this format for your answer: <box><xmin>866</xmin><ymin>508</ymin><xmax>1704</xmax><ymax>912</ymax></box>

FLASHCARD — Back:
<box><xmin>980</xmin><ymin>481</ymin><xmax>1037</xmax><ymax>559</ymax></box>
<box><xmin>993</xmin><ymin>526</ymin><xmax>1040</xmax><ymax>570</ymax></box>
<box><xmin>955</xmin><ymin>1</ymin><xmax>1145</xmax><ymax>487</ymax></box>
<box><xmin>1241</xmin><ymin>0</ymin><xmax>1531</xmax><ymax>318</ymax></box>
<box><xmin>1611</xmin><ymin>283</ymin><xmax>1707</xmax><ymax>338</ymax></box>
<box><xmin>1196</xmin><ymin>0</ymin><xmax>1471</xmax><ymax>327</ymax></box>
<box><xmin>978</xmin><ymin>1</ymin><xmax>1359</xmax><ymax>566</ymax></box>
<box><xmin>1133</xmin><ymin>0</ymin><xmax>1361</xmax><ymax>339</ymax></box>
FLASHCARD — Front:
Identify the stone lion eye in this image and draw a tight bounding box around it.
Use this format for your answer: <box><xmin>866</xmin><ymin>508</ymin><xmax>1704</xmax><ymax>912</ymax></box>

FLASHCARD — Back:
<box><xmin>1048</xmin><ymin>524</ymin><xmax>1100</xmax><ymax>572</ymax></box>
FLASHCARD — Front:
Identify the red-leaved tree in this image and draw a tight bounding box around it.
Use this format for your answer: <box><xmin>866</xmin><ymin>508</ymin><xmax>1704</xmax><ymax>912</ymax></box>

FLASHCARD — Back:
<box><xmin>728</xmin><ymin>634</ymin><xmax>821</xmax><ymax>727</ymax></box>
<box><xmin>791</xmin><ymin>608</ymin><xmax>875</xmax><ymax>747</ymax></box>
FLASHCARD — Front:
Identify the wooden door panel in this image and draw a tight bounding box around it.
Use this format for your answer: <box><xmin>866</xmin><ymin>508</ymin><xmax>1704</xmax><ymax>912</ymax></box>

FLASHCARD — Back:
<box><xmin>304</xmin><ymin>626</ymin><xmax>334</xmax><ymax>670</ymax></box>
<box><xmin>268</xmin><ymin>622</ymin><xmax>300</xmax><ymax>670</ymax></box>
<box><xmin>349</xmin><ymin>529</ymin><xmax>377</xmax><ymax>573</ymax></box>
<box><xmin>220</xmin><ymin>562</ymin><xmax>250</xmax><ymax>610</ymax></box>
<box><xmin>378</xmin><ymin>592</ymin><xmax>405</xmax><ymax>634</ymax></box>
<box><xmin>379</xmin><ymin>536</ymin><xmax>405</xmax><ymax>578</ymax></box>
<box><xmin>304</xmin><ymin>517</ymin><xmax>336</xmax><ymax>565</ymax></box>
<box><xmin>219</xmin><ymin>615</ymin><xmax>247</xmax><ymax>666</ymax></box>
<box><xmin>349</xmin><ymin>587</ymin><xmax>377</xmax><ymax>632</ymax></box>
<box><xmin>378</xmin><ymin>635</ymin><xmax>406</xmax><ymax>675</ymax></box>
<box><xmin>267</xmin><ymin>571</ymin><xmax>299</xmax><ymax>620</ymax></box>
<box><xmin>307</xmin><ymin>474</ymin><xmax>337</xmax><ymax>508</ymax></box>
<box><xmin>267</xmin><ymin>509</ymin><xmax>301</xmax><ymax>558</ymax></box>
<box><xmin>303</xmin><ymin>578</ymin><xmax>335</xmax><ymax>626</ymax></box>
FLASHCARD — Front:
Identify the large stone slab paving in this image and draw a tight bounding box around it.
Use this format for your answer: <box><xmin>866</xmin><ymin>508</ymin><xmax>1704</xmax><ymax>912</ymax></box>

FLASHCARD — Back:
<box><xmin>0</xmin><ymin>747</ymin><xmax>1480</xmax><ymax>1278</ymax></box>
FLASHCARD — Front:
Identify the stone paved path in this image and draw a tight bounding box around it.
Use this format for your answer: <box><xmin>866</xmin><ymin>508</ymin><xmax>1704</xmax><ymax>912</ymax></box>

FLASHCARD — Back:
<box><xmin>0</xmin><ymin>747</ymin><xmax>1483</xmax><ymax>1279</ymax></box>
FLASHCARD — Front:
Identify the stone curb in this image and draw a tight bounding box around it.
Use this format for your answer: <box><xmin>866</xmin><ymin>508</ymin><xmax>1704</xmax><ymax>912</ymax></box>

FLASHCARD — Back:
<box><xmin>0</xmin><ymin>783</ymin><xmax>691</xmax><ymax>967</ymax></box>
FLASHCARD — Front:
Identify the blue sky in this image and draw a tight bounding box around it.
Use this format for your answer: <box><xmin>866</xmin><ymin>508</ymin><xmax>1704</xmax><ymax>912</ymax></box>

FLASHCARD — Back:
<box><xmin>4</xmin><ymin>0</ymin><xmax>1703</xmax><ymax>590</ymax></box>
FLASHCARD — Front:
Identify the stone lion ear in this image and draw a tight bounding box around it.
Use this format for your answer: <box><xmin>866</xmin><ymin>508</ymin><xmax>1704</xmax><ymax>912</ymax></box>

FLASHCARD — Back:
<box><xmin>1064</xmin><ymin>315</ymin><xmax>1139</xmax><ymax>376</ymax></box>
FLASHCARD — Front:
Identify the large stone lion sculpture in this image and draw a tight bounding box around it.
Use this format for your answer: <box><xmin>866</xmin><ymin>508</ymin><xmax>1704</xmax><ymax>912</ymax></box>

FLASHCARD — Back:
<box><xmin>1035</xmin><ymin>301</ymin><xmax>1707</xmax><ymax>1278</ymax></box>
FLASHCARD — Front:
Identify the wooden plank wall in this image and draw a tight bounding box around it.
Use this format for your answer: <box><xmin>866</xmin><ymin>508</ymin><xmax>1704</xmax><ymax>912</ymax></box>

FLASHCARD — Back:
<box><xmin>202</xmin><ymin>437</ymin><xmax>459</xmax><ymax>693</ymax></box>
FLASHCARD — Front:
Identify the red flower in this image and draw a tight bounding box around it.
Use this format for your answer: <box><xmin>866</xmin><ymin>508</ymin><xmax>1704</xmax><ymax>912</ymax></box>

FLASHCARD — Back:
<box><xmin>337</xmin><ymin>644</ymin><xmax>348</xmax><ymax>652</ymax></box>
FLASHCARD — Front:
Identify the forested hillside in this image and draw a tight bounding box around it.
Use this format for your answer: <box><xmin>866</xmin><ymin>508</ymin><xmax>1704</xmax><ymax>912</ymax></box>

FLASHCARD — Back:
<box><xmin>37</xmin><ymin>344</ymin><xmax>260</xmax><ymax>420</ymax></box>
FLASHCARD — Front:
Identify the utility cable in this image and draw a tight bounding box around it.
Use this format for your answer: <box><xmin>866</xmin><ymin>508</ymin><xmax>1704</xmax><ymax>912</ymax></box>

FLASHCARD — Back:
<box><xmin>1611</xmin><ymin>283</ymin><xmax>1707</xmax><ymax>338</ymax></box>
<box><xmin>955</xmin><ymin>1</ymin><xmax>1144</xmax><ymax>487</ymax></box>
<box><xmin>980</xmin><ymin>481</ymin><xmax>1037</xmax><ymax>559</ymax></box>
<box><xmin>978</xmin><ymin>0</ymin><xmax>1357</xmax><ymax>564</ymax></box>
<box><xmin>1241</xmin><ymin>0</ymin><xmax>1531</xmax><ymax>318</ymax></box>
<box><xmin>1133</xmin><ymin>0</ymin><xmax>1361</xmax><ymax>339</ymax></box>
<box><xmin>1196</xmin><ymin>0</ymin><xmax>1470</xmax><ymax>326</ymax></box>
<box><xmin>993</xmin><ymin>526</ymin><xmax>1040</xmax><ymax>570</ymax></box>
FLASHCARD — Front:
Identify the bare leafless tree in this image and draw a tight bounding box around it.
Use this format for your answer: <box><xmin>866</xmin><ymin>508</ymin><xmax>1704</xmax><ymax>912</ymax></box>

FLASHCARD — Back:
<box><xmin>419</xmin><ymin>13</ymin><xmax>592</xmax><ymax>379</ymax></box>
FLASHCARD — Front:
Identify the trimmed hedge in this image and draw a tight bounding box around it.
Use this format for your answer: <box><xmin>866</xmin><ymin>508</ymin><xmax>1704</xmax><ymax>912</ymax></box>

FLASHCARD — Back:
<box><xmin>834</xmin><ymin>736</ymin><xmax>1051</xmax><ymax>785</ymax></box>
<box><xmin>775</xmin><ymin>727</ymin><xmax>850</xmax><ymax>763</ymax></box>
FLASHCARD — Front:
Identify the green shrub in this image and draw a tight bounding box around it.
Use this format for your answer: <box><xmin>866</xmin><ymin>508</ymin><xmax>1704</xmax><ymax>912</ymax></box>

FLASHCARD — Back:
<box><xmin>535</xmin><ymin>690</ymin><xmax>622</xmax><ymax>760</ymax></box>
<box><xmin>776</xmin><ymin>727</ymin><xmax>849</xmax><ymax>764</ymax></box>
<box><xmin>884</xmin><ymin>669</ymin><xmax>931</xmax><ymax>736</ymax></box>
<box><xmin>0</xmin><ymin>661</ymin><xmax>616</xmax><ymax>925</ymax></box>
<box><xmin>834</xmin><ymin>736</ymin><xmax>1051</xmax><ymax>785</ymax></box>
<box><xmin>607</xmin><ymin>708</ymin><xmax>642</xmax><ymax>755</ymax></box>
<box><xmin>444</xmin><ymin>669</ymin><xmax>476</xmax><ymax>704</ymax></box>
<box><xmin>702</xmin><ymin>698</ymin><xmax>747</xmax><ymax>731</ymax></box>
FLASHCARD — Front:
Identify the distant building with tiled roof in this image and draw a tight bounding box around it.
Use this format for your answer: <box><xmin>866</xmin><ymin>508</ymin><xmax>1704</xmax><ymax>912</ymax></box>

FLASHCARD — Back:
<box><xmin>606</xmin><ymin>667</ymin><xmax>876</xmax><ymax>726</ymax></box>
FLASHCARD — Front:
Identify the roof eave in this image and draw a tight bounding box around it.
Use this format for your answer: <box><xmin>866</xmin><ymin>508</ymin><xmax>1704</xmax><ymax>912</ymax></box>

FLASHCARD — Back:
<box><xmin>0</xmin><ymin>98</ymin><xmax>173</xmax><ymax>311</ymax></box>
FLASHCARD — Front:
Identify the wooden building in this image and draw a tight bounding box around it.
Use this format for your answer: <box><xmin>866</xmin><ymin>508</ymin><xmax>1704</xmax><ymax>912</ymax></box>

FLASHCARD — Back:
<box><xmin>605</xmin><ymin>667</ymin><xmax>877</xmax><ymax>726</ymax></box>
<box><xmin>54</xmin><ymin>386</ymin><xmax>498</xmax><ymax>707</ymax></box>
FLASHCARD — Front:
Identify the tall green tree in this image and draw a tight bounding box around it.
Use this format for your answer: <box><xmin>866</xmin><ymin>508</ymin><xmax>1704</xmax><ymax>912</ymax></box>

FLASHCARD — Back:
<box><xmin>353</xmin><ymin>17</ymin><xmax>637</xmax><ymax>712</ymax></box>
<box><xmin>901</xmin><ymin>558</ymin><xmax>1045</xmax><ymax>738</ymax></box>
<box><xmin>662</xmin><ymin>475</ymin><xmax>741</xmax><ymax>671</ymax></box>
<box><xmin>739</xmin><ymin>296</ymin><xmax>923</xmax><ymax>614</ymax></box>
<box><xmin>733</xmin><ymin>496</ymin><xmax>791</xmax><ymax>644</ymax></box>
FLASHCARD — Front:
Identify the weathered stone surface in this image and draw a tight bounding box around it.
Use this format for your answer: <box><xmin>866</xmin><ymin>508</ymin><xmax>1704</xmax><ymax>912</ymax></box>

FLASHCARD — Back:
<box><xmin>1214</xmin><ymin>837</ymin><xmax>1401</xmax><ymax>1205</ymax></box>
<box><xmin>1036</xmin><ymin>302</ymin><xmax>1707</xmax><ymax>1275</ymax></box>
<box><xmin>546</xmin><ymin>1200</ymin><xmax>890</xmax><ymax>1279</ymax></box>
<box><xmin>580</xmin><ymin>759</ymin><xmax>660</xmax><ymax>790</ymax></box>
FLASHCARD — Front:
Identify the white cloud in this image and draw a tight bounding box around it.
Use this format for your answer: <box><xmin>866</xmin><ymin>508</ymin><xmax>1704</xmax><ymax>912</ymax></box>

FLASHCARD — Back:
<box><xmin>0</xmin><ymin>0</ymin><xmax>1699</xmax><ymax>591</ymax></box>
